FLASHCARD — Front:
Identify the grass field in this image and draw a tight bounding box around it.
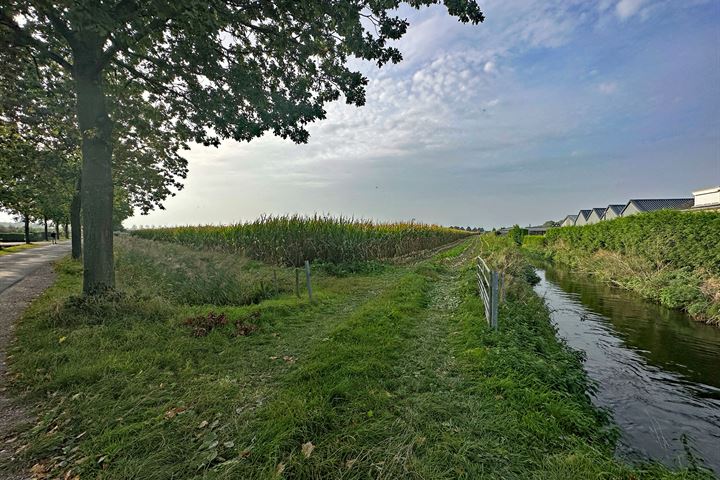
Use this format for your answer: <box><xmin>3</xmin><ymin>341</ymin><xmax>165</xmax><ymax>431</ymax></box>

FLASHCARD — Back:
<box><xmin>2</xmin><ymin>235</ymin><xmax>712</xmax><ymax>479</ymax></box>
<box><xmin>131</xmin><ymin>215</ymin><xmax>471</xmax><ymax>266</ymax></box>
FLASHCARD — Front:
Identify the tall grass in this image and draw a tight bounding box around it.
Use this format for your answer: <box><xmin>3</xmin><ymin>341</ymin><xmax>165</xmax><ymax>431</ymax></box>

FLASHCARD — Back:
<box><xmin>132</xmin><ymin>215</ymin><xmax>471</xmax><ymax>266</ymax></box>
<box><xmin>115</xmin><ymin>236</ymin><xmax>289</xmax><ymax>306</ymax></box>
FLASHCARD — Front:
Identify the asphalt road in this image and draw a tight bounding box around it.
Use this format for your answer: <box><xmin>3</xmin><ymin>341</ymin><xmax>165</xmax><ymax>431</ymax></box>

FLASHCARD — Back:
<box><xmin>0</xmin><ymin>243</ymin><xmax>71</xmax><ymax>294</ymax></box>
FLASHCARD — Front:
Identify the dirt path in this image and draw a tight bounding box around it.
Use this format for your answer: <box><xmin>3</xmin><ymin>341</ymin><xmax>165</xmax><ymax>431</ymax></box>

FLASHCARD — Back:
<box><xmin>0</xmin><ymin>248</ymin><xmax>68</xmax><ymax>479</ymax></box>
<box><xmin>0</xmin><ymin>243</ymin><xmax>69</xmax><ymax>294</ymax></box>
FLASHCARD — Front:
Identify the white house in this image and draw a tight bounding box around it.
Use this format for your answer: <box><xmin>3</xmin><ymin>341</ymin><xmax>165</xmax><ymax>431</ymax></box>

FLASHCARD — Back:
<box><xmin>692</xmin><ymin>186</ymin><xmax>720</xmax><ymax>211</ymax></box>
<box><xmin>575</xmin><ymin>209</ymin><xmax>592</xmax><ymax>226</ymax></box>
<box><xmin>586</xmin><ymin>208</ymin><xmax>606</xmax><ymax>224</ymax></box>
<box><xmin>561</xmin><ymin>215</ymin><xmax>577</xmax><ymax>227</ymax></box>
<box><xmin>602</xmin><ymin>204</ymin><xmax>625</xmax><ymax>220</ymax></box>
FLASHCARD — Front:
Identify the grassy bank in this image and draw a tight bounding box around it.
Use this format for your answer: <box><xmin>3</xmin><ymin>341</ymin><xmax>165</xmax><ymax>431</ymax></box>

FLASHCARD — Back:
<box><xmin>0</xmin><ymin>243</ymin><xmax>42</xmax><ymax>256</ymax></box>
<box><xmin>3</xmin><ymin>236</ymin><xmax>710</xmax><ymax>478</ymax></box>
<box><xmin>538</xmin><ymin>211</ymin><xmax>720</xmax><ymax>325</ymax></box>
<box><xmin>131</xmin><ymin>215</ymin><xmax>471</xmax><ymax>266</ymax></box>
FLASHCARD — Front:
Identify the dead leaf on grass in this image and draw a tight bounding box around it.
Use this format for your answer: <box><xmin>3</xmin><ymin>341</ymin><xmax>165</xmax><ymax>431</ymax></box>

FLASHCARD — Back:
<box><xmin>30</xmin><ymin>463</ymin><xmax>50</xmax><ymax>479</ymax></box>
<box><xmin>276</xmin><ymin>462</ymin><xmax>286</xmax><ymax>474</ymax></box>
<box><xmin>164</xmin><ymin>406</ymin><xmax>187</xmax><ymax>419</ymax></box>
<box><xmin>235</xmin><ymin>321</ymin><xmax>258</xmax><ymax>336</ymax></box>
<box><xmin>301</xmin><ymin>441</ymin><xmax>315</xmax><ymax>458</ymax></box>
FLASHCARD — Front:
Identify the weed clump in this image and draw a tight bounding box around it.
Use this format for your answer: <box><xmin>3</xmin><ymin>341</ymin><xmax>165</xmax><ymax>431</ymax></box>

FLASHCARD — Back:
<box><xmin>49</xmin><ymin>289</ymin><xmax>173</xmax><ymax>327</ymax></box>
<box><xmin>183</xmin><ymin>312</ymin><xmax>228</xmax><ymax>337</ymax></box>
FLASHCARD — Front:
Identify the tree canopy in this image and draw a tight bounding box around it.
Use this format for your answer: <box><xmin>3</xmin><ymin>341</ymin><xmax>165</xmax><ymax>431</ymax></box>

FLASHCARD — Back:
<box><xmin>0</xmin><ymin>0</ymin><xmax>484</xmax><ymax>294</ymax></box>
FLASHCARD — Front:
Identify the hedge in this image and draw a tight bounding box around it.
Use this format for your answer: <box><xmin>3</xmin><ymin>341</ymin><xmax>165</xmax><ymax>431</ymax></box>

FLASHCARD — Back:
<box><xmin>0</xmin><ymin>232</ymin><xmax>44</xmax><ymax>242</ymax></box>
<box><xmin>544</xmin><ymin>210</ymin><xmax>720</xmax><ymax>274</ymax></box>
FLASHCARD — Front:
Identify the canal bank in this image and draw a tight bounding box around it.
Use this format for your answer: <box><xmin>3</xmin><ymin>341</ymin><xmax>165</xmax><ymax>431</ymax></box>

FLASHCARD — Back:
<box><xmin>535</xmin><ymin>264</ymin><xmax>720</xmax><ymax>474</ymax></box>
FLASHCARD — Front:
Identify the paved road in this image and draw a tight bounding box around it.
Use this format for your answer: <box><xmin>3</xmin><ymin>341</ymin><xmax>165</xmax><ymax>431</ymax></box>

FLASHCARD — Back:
<box><xmin>0</xmin><ymin>242</ymin><xmax>71</xmax><ymax>294</ymax></box>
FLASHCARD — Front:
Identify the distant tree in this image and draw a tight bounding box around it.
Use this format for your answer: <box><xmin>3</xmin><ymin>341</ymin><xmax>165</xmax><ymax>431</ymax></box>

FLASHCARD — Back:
<box><xmin>542</xmin><ymin>220</ymin><xmax>559</xmax><ymax>228</ymax></box>
<box><xmin>508</xmin><ymin>225</ymin><xmax>526</xmax><ymax>246</ymax></box>
<box><xmin>0</xmin><ymin>0</ymin><xmax>484</xmax><ymax>295</ymax></box>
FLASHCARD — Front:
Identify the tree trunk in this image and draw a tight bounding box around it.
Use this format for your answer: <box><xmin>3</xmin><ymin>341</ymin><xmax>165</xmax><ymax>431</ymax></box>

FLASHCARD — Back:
<box><xmin>74</xmin><ymin>44</ymin><xmax>114</xmax><ymax>294</ymax></box>
<box><xmin>63</xmin><ymin>222</ymin><xmax>69</xmax><ymax>240</ymax></box>
<box><xmin>70</xmin><ymin>179</ymin><xmax>82</xmax><ymax>259</ymax></box>
<box><xmin>43</xmin><ymin>217</ymin><xmax>49</xmax><ymax>241</ymax></box>
<box><xmin>54</xmin><ymin>222</ymin><xmax>60</xmax><ymax>241</ymax></box>
<box><xmin>23</xmin><ymin>214</ymin><xmax>30</xmax><ymax>244</ymax></box>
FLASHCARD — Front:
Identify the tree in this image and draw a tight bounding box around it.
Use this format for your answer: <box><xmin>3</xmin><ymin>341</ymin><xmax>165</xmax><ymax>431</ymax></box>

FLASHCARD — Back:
<box><xmin>1</xmin><ymin>0</ymin><xmax>483</xmax><ymax>295</ymax></box>
<box><xmin>508</xmin><ymin>225</ymin><xmax>526</xmax><ymax>246</ymax></box>
<box><xmin>1</xmin><ymin>40</ymin><xmax>188</xmax><ymax>259</ymax></box>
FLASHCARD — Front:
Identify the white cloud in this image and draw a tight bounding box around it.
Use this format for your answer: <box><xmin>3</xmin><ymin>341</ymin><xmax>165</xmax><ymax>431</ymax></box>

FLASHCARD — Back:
<box><xmin>616</xmin><ymin>0</ymin><xmax>647</xmax><ymax>20</ymax></box>
<box><xmin>598</xmin><ymin>81</ymin><xmax>619</xmax><ymax>94</ymax></box>
<box><xmin>123</xmin><ymin>0</ymin><xmax>717</xmax><ymax>228</ymax></box>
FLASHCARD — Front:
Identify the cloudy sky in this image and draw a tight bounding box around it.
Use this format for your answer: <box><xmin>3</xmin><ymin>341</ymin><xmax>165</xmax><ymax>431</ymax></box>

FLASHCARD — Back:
<box><xmin>127</xmin><ymin>0</ymin><xmax>719</xmax><ymax>229</ymax></box>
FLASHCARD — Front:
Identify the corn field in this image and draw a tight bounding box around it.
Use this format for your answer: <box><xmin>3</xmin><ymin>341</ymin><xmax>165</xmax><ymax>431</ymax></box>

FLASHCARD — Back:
<box><xmin>131</xmin><ymin>215</ymin><xmax>472</xmax><ymax>266</ymax></box>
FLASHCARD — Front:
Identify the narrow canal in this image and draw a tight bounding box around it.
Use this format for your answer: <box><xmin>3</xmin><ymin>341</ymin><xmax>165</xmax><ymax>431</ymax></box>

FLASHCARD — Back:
<box><xmin>534</xmin><ymin>265</ymin><xmax>720</xmax><ymax>474</ymax></box>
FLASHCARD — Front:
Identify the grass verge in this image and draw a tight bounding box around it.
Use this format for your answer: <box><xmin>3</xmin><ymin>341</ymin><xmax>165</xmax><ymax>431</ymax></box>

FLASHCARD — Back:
<box><xmin>0</xmin><ymin>243</ymin><xmax>42</xmax><ymax>256</ymax></box>
<box><xmin>3</xmin><ymin>236</ymin><xmax>711</xmax><ymax>478</ymax></box>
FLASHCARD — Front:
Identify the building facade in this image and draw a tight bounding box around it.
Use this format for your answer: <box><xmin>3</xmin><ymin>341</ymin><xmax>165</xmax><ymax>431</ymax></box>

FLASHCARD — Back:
<box><xmin>561</xmin><ymin>215</ymin><xmax>577</xmax><ymax>227</ymax></box>
<box><xmin>602</xmin><ymin>204</ymin><xmax>625</xmax><ymax>220</ymax></box>
<box><xmin>575</xmin><ymin>209</ymin><xmax>592</xmax><ymax>226</ymax></box>
<box><xmin>586</xmin><ymin>208</ymin><xmax>606</xmax><ymax>224</ymax></box>
<box><xmin>692</xmin><ymin>186</ymin><xmax>720</xmax><ymax>211</ymax></box>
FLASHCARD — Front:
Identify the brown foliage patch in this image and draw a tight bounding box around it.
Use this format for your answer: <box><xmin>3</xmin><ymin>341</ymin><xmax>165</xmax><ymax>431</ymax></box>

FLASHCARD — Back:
<box><xmin>701</xmin><ymin>276</ymin><xmax>720</xmax><ymax>304</ymax></box>
<box><xmin>235</xmin><ymin>310</ymin><xmax>260</xmax><ymax>336</ymax></box>
<box><xmin>235</xmin><ymin>321</ymin><xmax>258</xmax><ymax>337</ymax></box>
<box><xmin>183</xmin><ymin>312</ymin><xmax>227</xmax><ymax>337</ymax></box>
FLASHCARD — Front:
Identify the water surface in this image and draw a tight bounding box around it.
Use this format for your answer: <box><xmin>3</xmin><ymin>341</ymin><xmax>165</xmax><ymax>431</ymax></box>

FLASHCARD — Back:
<box><xmin>534</xmin><ymin>266</ymin><xmax>720</xmax><ymax>474</ymax></box>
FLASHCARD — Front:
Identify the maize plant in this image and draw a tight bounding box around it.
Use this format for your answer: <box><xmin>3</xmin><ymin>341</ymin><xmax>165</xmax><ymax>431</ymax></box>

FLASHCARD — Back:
<box><xmin>132</xmin><ymin>215</ymin><xmax>472</xmax><ymax>266</ymax></box>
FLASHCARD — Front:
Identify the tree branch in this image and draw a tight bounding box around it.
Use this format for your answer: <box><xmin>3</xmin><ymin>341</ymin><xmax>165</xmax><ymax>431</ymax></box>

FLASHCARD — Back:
<box><xmin>31</xmin><ymin>1</ymin><xmax>76</xmax><ymax>47</ymax></box>
<box><xmin>99</xmin><ymin>16</ymin><xmax>171</xmax><ymax>70</ymax></box>
<box><xmin>0</xmin><ymin>9</ymin><xmax>73</xmax><ymax>71</ymax></box>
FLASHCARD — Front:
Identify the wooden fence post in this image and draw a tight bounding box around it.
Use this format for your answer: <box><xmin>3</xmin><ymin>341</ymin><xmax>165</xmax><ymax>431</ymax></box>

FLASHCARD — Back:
<box><xmin>305</xmin><ymin>260</ymin><xmax>313</xmax><ymax>302</ymax></box>
<box><xmin>491</xmin><ymin>271</ymin><xmax>499</xmax><ymax>329</ymax></box>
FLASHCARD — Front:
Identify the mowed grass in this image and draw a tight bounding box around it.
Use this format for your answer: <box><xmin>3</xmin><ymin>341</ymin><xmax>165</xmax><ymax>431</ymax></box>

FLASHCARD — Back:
<box><xmin>132</xmin><ymin>214</ymin><xmax>471</xmax><ymax>266</ymax></box>
<box><xmin>3</xmin><ymin>236</ymin><xmax>710</xmax><ymax>478</ymax></box>
<box><xmin>0</xmin><ymin>243</ymin><xmax>42</xmax><ymax>256</ymax></box>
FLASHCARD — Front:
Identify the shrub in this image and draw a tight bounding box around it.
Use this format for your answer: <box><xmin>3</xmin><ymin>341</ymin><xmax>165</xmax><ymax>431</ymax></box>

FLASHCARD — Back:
<box><xmin>522</xmin><ymin>235</ymin><xmax>545</xmax><ymax>249</ymax></box>
<box><xmin>545</xmin><ymin>210</ymin><xmax>720</xmax><ymax>274</ymax></box>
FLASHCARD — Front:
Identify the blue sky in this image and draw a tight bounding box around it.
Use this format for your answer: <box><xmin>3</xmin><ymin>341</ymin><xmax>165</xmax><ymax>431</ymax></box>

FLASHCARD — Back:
<box><xmin>125</xmin><ymin>0</ymin><xmax>720</xmax><ymax>229</ymax></box>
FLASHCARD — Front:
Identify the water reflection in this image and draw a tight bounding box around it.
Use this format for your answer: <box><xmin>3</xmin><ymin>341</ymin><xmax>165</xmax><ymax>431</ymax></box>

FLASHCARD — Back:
<box><xmin>535</xmin><ymin>266</ymin><xmax>720</xmax><ymax>473</ymax></box>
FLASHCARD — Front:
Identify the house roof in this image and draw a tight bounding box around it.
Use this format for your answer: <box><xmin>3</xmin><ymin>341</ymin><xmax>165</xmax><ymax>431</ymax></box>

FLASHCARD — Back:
<box><xmin>577</xmin><ymin>209</ymin><xmax>591</xmax><ymax>220</ymax></box>
<box><xmin>624</xmin><ymin>198</ymin><xmax>694</xmax><ymax>213</ymax></box>
<box><xmin>604</xmin><ymin>204</ymin><xmax>625</xmax><ymax>216</ymax></box>
<box><xmin>563</xmin><ymin>215</ymin><xmax>578</xmax><ymax>222</ymax></box>
<box><xmin>692</xmin><ymin>186</ymin><xmax>720</xmax><ymax>196</ymax></box>
<box><xmin>589</xmin><ymin>208</ymin><xmax>605</xmax><ymax>218</ymax></box>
